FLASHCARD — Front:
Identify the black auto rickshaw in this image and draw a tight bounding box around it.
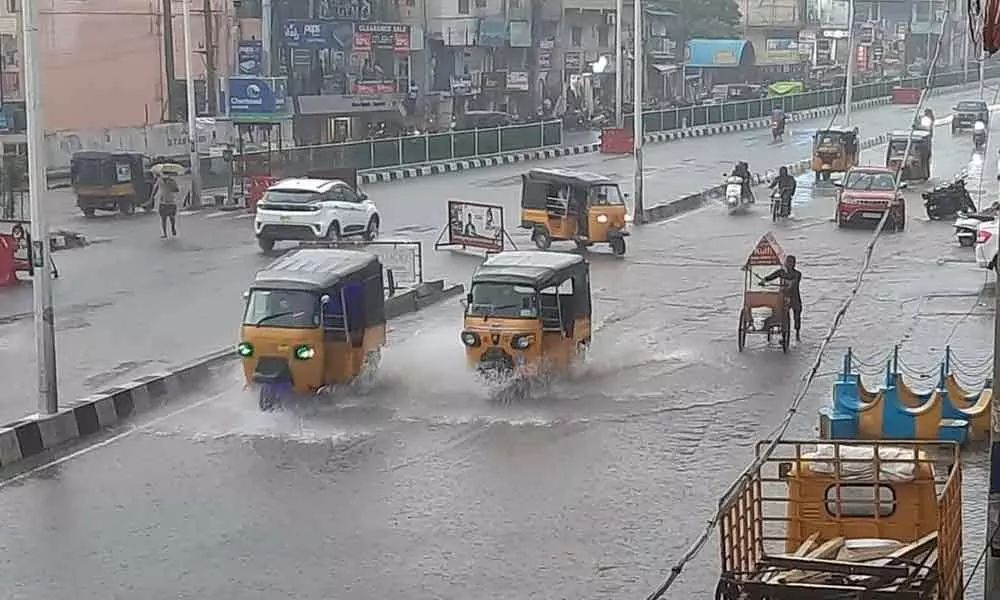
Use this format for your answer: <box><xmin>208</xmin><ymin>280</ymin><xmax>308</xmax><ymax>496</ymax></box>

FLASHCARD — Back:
<box><xmin>520</xmin><ymin>168</ymin><xmax>630</xmax><ymax>255</ymax></box>
<box><xmin>886</xmin><ymin>130</ymin><xmax>932</xmax><ymax>181</ymax></box>
<box><xmin>811</xmin><ymin>127</ymin><xmax>860</xmax><ymax>181</ymax></box>
<box><xmin>70</xmin><ymin>151</ymin><xmax>155</xmax><ymax>217</ymax></box>
<box><xmin>952</xmin><ymin>100</ymin><xmax>989</xmax><ymax>132</ymax></box>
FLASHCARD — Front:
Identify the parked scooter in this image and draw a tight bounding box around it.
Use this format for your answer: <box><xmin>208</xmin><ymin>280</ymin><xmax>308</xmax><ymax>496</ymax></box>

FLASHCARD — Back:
<box><xmin>974</xmin><ymin>120</ymin><xmax>988</xmax><ymax>151</ymax></box>
<box><xmin>923</xmin><ymin>177</ymin><xmax>976</xmax><ymax>220</ymax></box>
<box><xmin>955</xmin><ymin>201</ymin><xmax>1000</xmax><ymax>246</ymax></box>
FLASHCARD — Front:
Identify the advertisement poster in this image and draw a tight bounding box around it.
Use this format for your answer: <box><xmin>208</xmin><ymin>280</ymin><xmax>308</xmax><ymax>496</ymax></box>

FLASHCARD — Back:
<box><xmin>764</xmin><ymin>39</ymin><xmax>800</xmax><ymax>64</ymax></box>
<box><xmin>506</xmin><ymin>71</ymin><xmax>529</xmax><ymax>91</ymax></box>
<box><xmin>229</xmin><ymin>77</ymin><xmax>286</xmax><ymax>114</ymax></box>
<box><xmin>353</xmin><ymin>23</ymin><xmax>411</xmax><ymax>52</ymax></box>
<box><xmin>448</xmin><ymin>201</ymin><xmax>503</xmax><ymax>251</ymax></box>
<box><xmin>237</xmin><ymin>41</ymin><xmax>262</xmax><ymax>75</ymax></box>
<box><xmin>353</xmin><ymin>81</ymin><xmax>397</xmax><ymax>95</ymax></box>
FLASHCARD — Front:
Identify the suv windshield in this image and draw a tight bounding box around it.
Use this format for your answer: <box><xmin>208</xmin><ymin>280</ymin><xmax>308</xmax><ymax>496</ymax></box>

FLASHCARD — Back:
<box><xmin>243</xmin><ymin>289</ymin><xmax>319</xmax><ymax>328</ymax></box>
<box><xmin>467</xmin><ymin>283</ymin><xmax>539</xmax><ymax>319</ymax></box>
<box><xmin>262</xmin><ymin>189</ymin><xmax>321</xmax><ymax>204</ymax></box>
<box><xmin>845</xmin><ymin>171</ymin><xmax>896</xmax><ymax>190</ymax></box>
<box><xmin>958</xmin><ymin>102</ymin><xmax>985</xmax><ymax>111</ymax></box>
<box><xmin>588</xmin><ymin>184</ymin><xmax>625</xmax><ymax>206</ymax></box>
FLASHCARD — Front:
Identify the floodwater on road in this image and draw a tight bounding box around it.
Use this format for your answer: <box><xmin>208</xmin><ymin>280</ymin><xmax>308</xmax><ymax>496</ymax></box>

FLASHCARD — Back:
<box><xmin>1</xmin><ymin>96</ymin><xmax>998</xmax><ymax>599</ymax></box>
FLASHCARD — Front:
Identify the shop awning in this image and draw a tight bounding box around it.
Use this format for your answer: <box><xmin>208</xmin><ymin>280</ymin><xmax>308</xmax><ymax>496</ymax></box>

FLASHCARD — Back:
<box><xmin>651</xmin><ymin>64</ymin><xmax>678</xmax><ymax>73</ymax></box>
<box><xmin>685</xmin><ymin>39</ymin><xmax>755</xmax><ymax>68</ymax></box>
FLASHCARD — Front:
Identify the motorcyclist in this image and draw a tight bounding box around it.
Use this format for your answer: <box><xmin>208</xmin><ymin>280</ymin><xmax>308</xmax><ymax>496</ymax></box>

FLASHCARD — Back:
<box><xmin>974</xmin><ymin>120</ymin><xmax>987</xmax><ymax>148</ymax></box>
<box><xmin>732</xmin><ymin>161</ymin><xmax>754</xmax><ymax>203</ymax></box>
<box><xmin>768</xmin><ymin>166</ymin><xmax>797</xmax><ymax>217</ymax></box>
<box><xmin>771</xmin><ymin>108</ymin><xmax>786</xmax><ymax>136</ymax></box>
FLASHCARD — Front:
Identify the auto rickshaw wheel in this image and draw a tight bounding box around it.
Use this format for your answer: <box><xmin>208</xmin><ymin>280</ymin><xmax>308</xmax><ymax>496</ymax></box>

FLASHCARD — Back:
<box><xmin>737</xmin><ymin>309</ymin><xmax>749</xmax><ymax>352</ymax></box>
<box><xmin>82</xmin><ymin>208</ymin><xmax>96</xmax><ymax>218</ymax></box>
<box><xmin>532</xmin><ymin>227</ymin><xmax>552</xmax><ymax>250</ymax></box>
<box><xmin>119</xmin><ymin>201</ymin><xmax>135</xmax><ymax>216</ymax></box>
<box><xmin>258</xmin><ymin>387</ymin><xmax>278</xmax><ymax>411</ymax></box>
<box><xmin>609</xmin><ymin>237</ymin><xmax>626</xmax><ymax>256</ymax></box>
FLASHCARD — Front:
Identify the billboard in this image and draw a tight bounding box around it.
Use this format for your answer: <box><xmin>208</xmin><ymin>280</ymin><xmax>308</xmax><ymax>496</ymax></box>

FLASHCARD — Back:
<box><xmin>352</xmin><ymin>23</ymin><xmax>411</xmax><ymax>52</ymax></box>
<box><xmin>446</xmin><ymin>201</ymin><xmax>504</xmax><ymax>251</ymax></box>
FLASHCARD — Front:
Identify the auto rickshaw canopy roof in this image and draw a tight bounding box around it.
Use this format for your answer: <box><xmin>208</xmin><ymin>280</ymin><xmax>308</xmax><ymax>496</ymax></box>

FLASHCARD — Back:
<box><xmin>472</xmin><ymin>250</ymin><xmax>586</xmax><ymax>288</ymax></box>
<box><xmin>253</xmin><ymin>248</ymin><xmax>381</xmax><ymax>292</ymax></box>
<box><xmin>71</xmin><ymin>150</ymin><xmax>147</xmax><ymax>162</ymax></box>
<box><xmin>813</xmin><ymin>127</ymin><xmax>858</xmax><ymax>138</ymax></box>
<box><xmin>746</xmin><ymin>232</ymin><xmax>786</xmax><ymax>268</ymax></box>
<box><xmin>524</xmin><ymin>168</ymin><xmax>616</xmax><ymax>188</ymax></box>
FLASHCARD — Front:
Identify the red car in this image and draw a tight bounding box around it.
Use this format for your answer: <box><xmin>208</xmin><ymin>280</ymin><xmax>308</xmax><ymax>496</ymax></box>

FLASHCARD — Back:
<box><xmin>835</xmin><ymin>166</ymin><xmax>907</xmax><ymax>230</ymax></box>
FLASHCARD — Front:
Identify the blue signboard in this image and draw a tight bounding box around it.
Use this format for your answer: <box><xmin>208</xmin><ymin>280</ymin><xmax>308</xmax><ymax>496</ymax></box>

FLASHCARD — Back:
<box><xmin>236</xmin><ymin>41</ymin><xmax>262</xmax><ymax>75</ymax></box>
<box><xmin>229</xmin><ymin>76</ymin><xmax>287</xmax><ymax>115</ymax></box>
<box><xmin>283</xmin><ymin>20</ymin><xmax>333</xmax><ymax>48</ymax></box>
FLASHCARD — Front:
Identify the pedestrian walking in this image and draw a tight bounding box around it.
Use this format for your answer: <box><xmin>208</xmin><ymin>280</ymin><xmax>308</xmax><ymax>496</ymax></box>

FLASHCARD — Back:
<box><xmin>155</xmin><ymin>173</ymin><xmax>180</xmax><ymax>238</ymax></box>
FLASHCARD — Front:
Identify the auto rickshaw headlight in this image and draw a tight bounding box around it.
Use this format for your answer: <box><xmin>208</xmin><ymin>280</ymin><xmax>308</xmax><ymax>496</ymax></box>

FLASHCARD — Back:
<box><xmin>237</xmin><ymin>342</ymin><xmax>254</xmax><ymax>357</ymax></box>
<box><xmin>294</xmin><ymin>345</ymin><xmax>315</xmax><ymax>360</ymax></box>
<box><xmin>596</xmin><ymin>214</ymin><xmax>609</xmax><ymax>224</ymax></box>
<box><xmin>461</xmin><ymin>331</ymin><xmax>481</xmax><ymax>347</ymax></box>
<box><xmin>511</xmin><ymin>334</ymin><xmax>533</xmax><ymax>350</ymax></box>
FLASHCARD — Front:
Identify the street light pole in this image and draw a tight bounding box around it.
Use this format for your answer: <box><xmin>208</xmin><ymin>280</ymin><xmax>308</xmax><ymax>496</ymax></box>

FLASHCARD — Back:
<box><xmin>614</xmin><ymin>0</ymin><xmax>624</xmax><ymax>127</ymax></box>
<box><xmin>844</xmin><ymin>0</ymin><xmax>856</xmax><ymax>126</ymax></box>
<box><xmin>980</xmin><ymin>50</ymin><xmax>987</xmax><ymax>98</ymax></box>
<box><xmin>262</xmin><ymin>0</ymin><xmax>273</xmax><ymax>75</ymax></box>
<box><xmin>22</xmin><ymin>0</ymin><xmax>58</xmax><ymax>414</ymax></box>
<box><xmin>181</xmin><ymin>0</ymin><xmax>202</xmax><ymax>208</ymax></box>
<box><xmin>631</xmin><ymin>0</ymin><xmax>644</xmax><ymax>224</ymax></box>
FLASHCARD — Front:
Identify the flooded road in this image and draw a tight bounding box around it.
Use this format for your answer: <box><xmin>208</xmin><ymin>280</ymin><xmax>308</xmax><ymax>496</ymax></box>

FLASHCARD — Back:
<box><xmin>1</xmin><ymin>99</ymin><xmax>998</xmax><ymax>599</ymax></box>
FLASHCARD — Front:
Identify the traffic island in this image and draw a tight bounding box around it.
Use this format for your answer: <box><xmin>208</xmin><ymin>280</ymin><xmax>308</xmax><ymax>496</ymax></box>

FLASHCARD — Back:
<box><xmin>0</xmin><ymin>276</ymin><xmax>463</xmax><ymax>470</ymax></box>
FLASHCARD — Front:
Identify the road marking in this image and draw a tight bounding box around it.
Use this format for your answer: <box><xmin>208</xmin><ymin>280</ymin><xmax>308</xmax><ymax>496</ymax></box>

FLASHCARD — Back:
<box><xmin>0</xmin><ymin>391</ymin><xmax>224</xmax><ymax>490</ymax></box>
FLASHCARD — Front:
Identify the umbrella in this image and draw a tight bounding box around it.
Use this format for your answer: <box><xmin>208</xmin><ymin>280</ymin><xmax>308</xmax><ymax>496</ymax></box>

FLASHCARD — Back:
<box><xmin>150</xmin><ymin>162</ymin><xmax>186</xmax><ymax>177</ymax></box>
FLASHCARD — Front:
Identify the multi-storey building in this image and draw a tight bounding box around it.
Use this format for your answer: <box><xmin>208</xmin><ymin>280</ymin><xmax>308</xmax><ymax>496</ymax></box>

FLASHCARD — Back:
<box><xmin>737</xmin><ymin>0</ymin><xmax>806</xmax><ymax>78</ymax></box>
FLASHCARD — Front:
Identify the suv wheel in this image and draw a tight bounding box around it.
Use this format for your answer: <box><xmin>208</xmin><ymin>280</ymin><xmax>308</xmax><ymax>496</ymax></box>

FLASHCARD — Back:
<box><xmin>257</xmin><ymin>237</ymin><xmax>275</xmax><ymax>252</ymax></box>
<box><xmin>325</xmin><ymin>222</ymin><xmax>341</xmax><ymax>241</ymax></box>
<box><xmin>364</xmin><ymin>216</ymin><xmax>379</xmax><ymax>241</ymax></box>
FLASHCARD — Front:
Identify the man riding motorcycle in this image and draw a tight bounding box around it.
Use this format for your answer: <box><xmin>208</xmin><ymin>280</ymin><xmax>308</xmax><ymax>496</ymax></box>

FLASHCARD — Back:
<box><xmin>768</xmin><ymin>166</ymin><xmax>796</xmax><ymax>217</ymax></box>
<box><xmin>771</xmin><ymin>108</ymin><xmax>786</xmax><ymax>139</ymax></box>
<box><xmin>974</xmin><ymin>120</ymin><xmax>988</xmax><ymax>150</ymax></box>
<box><xmin>732</xmin><ymin>161</ymin><xmax>755</xmax><ymax>203</ymax></box>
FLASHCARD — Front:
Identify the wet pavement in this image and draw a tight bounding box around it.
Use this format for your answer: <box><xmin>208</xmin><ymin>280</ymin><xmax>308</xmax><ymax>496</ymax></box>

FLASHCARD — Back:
<box><xmin>0</xmin><ymin>90</ymin><xmax>998</xmax><ymax>598</ymax></box>
<box><xmin>0</xmin><ymin>85</ymin><xmax>988</xmax><ymax>422</ymax></box>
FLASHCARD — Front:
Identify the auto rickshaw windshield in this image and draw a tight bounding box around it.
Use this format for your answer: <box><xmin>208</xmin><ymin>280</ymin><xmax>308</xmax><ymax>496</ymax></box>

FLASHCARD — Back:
<box><xmin>588</xmin><ymin>184</ymin><xmax>625</xmax><ymax>206</ymax></box>
<box><xmin>243</xmin><ymin>289</ymin><xmax>321</xmax><ymax>328</ymax></box>
<box><xmin>888</xmin><ymin>139</ymin><xmax>912</xmax><ymax>156</ymax></box>
<box><xmin>467</xmin><ymin>283</ymin><xmax>539</xmax><ymax>319</ymax></box>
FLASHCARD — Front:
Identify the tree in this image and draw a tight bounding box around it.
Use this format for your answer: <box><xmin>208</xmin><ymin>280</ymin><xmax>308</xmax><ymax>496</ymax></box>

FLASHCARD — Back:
<box><xmin>657</xmin><ymin>0</ymin><xmax>742</xmax><ymax>46</ymax></box>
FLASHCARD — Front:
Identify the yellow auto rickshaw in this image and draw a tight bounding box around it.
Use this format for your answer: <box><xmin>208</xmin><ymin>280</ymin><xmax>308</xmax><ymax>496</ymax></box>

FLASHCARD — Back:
<box><xmin>70</xmin><ymin>151</ymin><xmax>156</xmax><ymax>216</ymax></box>
<box><xmin>811</xmin><ymin>127</ymin><xmax>860</xmax><ymax>181</ymax></box>
<box><xmin>520</xmin><ymin>168</ymin><xmax>629</xmax><ymax>255</ymax></box>
<box><xmin>238</xmin><ymin>247</ymin><xmax>387</xmax><ymax>410</ymax></box>
<box><xmin>886</xmin><ymin>129</ymin><xmax>932</xmax><ymax>181</ymax></box>
<box><xmin>461</xmin><ymin>251</ymin><xmax>591</xmax><ymax>381</ymax></box>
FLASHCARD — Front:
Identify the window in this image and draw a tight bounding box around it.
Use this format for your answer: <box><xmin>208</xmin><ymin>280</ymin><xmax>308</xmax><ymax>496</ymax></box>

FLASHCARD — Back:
<box><xmin>824</xmin><ymin>484</ymin><xmax>896</xmax><ymax>518</ymax></box>
<box><xmin>243</xmin><ymin>289</ymin><xmax>320</xmax><ymax>329</ymax></box>
<box><xmin>458</xmin><ymin>0</ymin><xmax>470</xmax><ymax>13</ymax></box>
<box><xmin>467</xmin><ymin>283</ymin><xmax>539</xmax><ymax>319</ymax></box>
<box><xmin>475</xmin><ymin>0</ymin><xmax>487</xmax><ymax>7</ymax></box>
<box><xmin>571</xmin><ymin>26</ymin><xmax>582</xmax><ymax>47</ymax></box>
<box><xmin>510</xmin><ymin>0</ymin><xmax>520</xmax><ymax>7</ymax></box>
<box><xmin>338</xmin><ymin>186</ymin><xmax>360</xmax><ymax>203</ymax></box>
<box><xmin>597</xmin><ymin>25</ymin><xmax>609</xmax><ymax>48</ymax></box>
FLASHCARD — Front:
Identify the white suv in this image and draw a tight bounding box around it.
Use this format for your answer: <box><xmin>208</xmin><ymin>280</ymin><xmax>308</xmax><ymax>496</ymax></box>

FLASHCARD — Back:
<box><xmin>975</xmin><ymin>220</ymin><xmax>999</xmax><ymax>270</ymax></box>
<box><xmin>254</xmin><ymin>178</ymin><xmax>380</xmax><ymax>252</ymax></box>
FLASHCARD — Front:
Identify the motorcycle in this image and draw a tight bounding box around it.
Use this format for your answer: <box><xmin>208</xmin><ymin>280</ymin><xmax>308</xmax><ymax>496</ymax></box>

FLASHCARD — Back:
<box><xmin>974</xmin><ymin>121</ymin><xmax>988</xmax><ymax>151</ymax></box>
<box><xmin>954</xmin><ymin>201</ymin><xmax>1000</xmax><ymax>246</ymax></box>
<box><xmin>771</xmin><ymin>190</ymin><xmax>792</xmax><ymax>222</ymax></box>
<box><xmin>771</xmin><ymin>119</ymin><xmax>784</xmax><ymax>142</ymax></box>
<box><xmin>923</xmin><ymin>177</ymin><xmax>976</xmax><ymax>220</ymax></box>
<box><xmin>724</xmin><ymin>175</ymin><xmax>749</xmax><ymax>214</ymax></box>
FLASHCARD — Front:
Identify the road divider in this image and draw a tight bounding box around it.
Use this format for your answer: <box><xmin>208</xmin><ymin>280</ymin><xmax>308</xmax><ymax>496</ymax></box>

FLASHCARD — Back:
<box><xmin>0</xmin><ymin>278</ymin><xmax>464</xmax><ymax>470</ymax></box>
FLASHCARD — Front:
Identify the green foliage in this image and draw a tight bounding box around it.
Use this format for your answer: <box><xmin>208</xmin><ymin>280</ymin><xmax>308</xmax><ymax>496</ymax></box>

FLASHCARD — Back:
<box><xmin>655</xmin><ymin>0</ymin><xmax>742</xmax><ymax>42</ymax></box>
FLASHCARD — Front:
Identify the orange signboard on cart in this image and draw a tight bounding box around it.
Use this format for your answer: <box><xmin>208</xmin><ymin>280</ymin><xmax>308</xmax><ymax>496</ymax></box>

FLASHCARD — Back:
<box><xmin>746</xmin><ymin>232</ymin><xmax>786</xmax><ymax>267</ymax></box>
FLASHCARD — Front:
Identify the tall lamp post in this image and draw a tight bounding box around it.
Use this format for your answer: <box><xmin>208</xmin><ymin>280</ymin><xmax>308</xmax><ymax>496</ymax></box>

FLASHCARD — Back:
<box><xmin>181</xmin><ymin>0</ymin><xmax>202</xmax><ymax>208</ymax></box>
<box><xmin>631</xmin><ymin>0</ymin><xmax>644</xmax><ymax>224</ymax></box>
<box><xmin>22</xmin><ymin>0</ymin><xmax>58</xmax><ymax>414</ymax></box>
<box><xmin>614</xmin><ymin>0</ymin><xmax>624</xmax><ymax>126</ymax></box>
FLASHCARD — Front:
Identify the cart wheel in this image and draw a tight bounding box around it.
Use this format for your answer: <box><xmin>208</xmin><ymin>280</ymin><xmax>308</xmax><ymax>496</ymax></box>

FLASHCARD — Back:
<box><xmin>609</xmin><ymin>237</ymin><xmax>626</xmax><ymax>256</ymax></box>
<box><xmin>737</xmin><ymin>310</ymin><xmax>748</xmax><ymax>352</ymax></box>
<box><xmin>532</xmin><ymin>228</ymin><xmax>552</xmax><ymax>250</ymax></box>
<box><xmin>814</xmin><ymin>171</ymin><xmax>820</xmax><ymax>183</ymax></box>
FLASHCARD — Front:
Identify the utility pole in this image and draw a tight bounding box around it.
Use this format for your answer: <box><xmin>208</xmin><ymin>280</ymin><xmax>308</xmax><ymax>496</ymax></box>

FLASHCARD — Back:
<box><xmin>261</xmin><ymin>0</ymin><xmax>272</xmax><ymax>75</ymax></box>
<box><xmin>980</xmin><ymin>50</ymin><xmax>987</xmax><ymax>98</ymax></box>
<box><xmin>22</xmin><ymin>0</ymin><xmax>58</xmax><ymax>414</ymax></box>
<box><xmin>202</xmin><ymin>0</ymin><xmax>218</xmax><ymax>114</ymax></box>
<box><xmin>614</xmin><ymin>0</ymin><xmax>623</xmax><ymax>127</ymax></box>
<box><xmin>844</xmin><ymin>0</ymin><xmax>856</xmax><ymax>126</ymax></box>
<box><xmin>182</xmin><ymin>0</ymin><xmax>202</xmax><ymax>208</ymax></box>
<box><xmin>989</xmin><ymin>251</ymin><xmax>1000</xmax><ymax>600</ymax></box>
<box><xmin>221</xmin><ymin>0</ymin><xmax>232</xmax><ymax>117</ymax></box>
<box><xmin>162</xmin><ymin>0</ymin><xmax>178</xmax><ymax>119</ymax></box>
<box><xmin>631</xmin><ymin>0</ymin><xmax>643</xmax><ymax>224</ymax></box>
